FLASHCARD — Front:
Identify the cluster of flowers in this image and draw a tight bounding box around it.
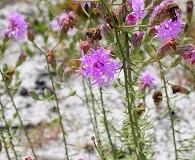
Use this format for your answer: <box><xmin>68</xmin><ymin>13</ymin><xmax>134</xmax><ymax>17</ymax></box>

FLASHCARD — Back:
<box><xmin>2</xmin><ymin>0</ymin><xmax>195</xmax><ymax>89</ymax></box>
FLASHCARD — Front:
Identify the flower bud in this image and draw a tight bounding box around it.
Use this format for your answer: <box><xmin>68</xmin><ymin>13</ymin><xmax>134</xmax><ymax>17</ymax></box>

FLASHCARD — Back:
<box><xmin>125</xmin><ymin>13</ymin><xmax>137</xmax><ymax>25</ymax></box>
<box><xmin>186</xmin><ymin>1</ymin><xmax>194</xmax><ymax>23</ymax></box>
<box><xmin>63</xmin><ymin>66</ymin><xmax>72</xmax><ymax>82</ymax></box>
<box><xmin>172</xmin><ymin>85</ymin><xmax>190</xmax><ymax>94</ymax></box>
<box><xmin>46</xmin><ymin>50</ymin><xmax>56</xmax><ymax>69</ymax></box>
<box><xmin>101</xmin><ymin>24</ymin><xmax>114</xmax><ymax>42</ymax></box>
<box><xmin>156</xmin><ymin>37</ymin><xmax>176</xmax><ymax>60</ymax></box>
<box><xmin>79</xmin><ymin>41</ymin><xmax>89</xmax><ymax>55</ymax></box>
<box><xmin>27</xmin><ymin>30</ymin><xmax>35</xmax><ymax>42</ymax></box>
<box><xmin>15</xmin><ymin>52</ymin><xmax>28</xmax><ymax>67</ymax></box>
<box><xmin>132</xmin><ymin>31</ymin><xmax>144</xmax><ymax>47</ymax></box>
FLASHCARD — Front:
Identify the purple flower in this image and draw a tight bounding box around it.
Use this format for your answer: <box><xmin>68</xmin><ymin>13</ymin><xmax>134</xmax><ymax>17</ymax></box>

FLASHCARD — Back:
<box><xmin>125</xmin><ymin>0</ymin><xmax>145</xmax><ymax>25</ymax></box>
<box><xmin>139</xmin><ymin>71</ymin><xmax>155</xmax><ymax>90</ymax></box>
<box><xmin>125</xmin><ymin>13</ymin><xmax>137</xmax><ymax>25</ymax></box>
<box><xmin>76</xmin><ymin>47</ymin><xmax>118</xmax><ymax>87</ymax></box>
<box><xmin>3</xmin><ymin>12</ymin><xmax>28</xmax><ymax>40</ymax></box>
<box><xmin>50</xmin><ymin>13</ymin><xmax>69</xmax><ymax>31</ymax></box>
<box><xmin>155</xmin><ymin>14</ymin><xmax>183</xmax><ymax>42</ymax></box>
<box><xmin>50</xmin><ymin>12</ymin><xmax>75</xmax><ymax>34</ymax></box>
<box><xmin>183</xmin><ymin>46</ymin><xmax>195</xmax><ymax>65</ymax></box>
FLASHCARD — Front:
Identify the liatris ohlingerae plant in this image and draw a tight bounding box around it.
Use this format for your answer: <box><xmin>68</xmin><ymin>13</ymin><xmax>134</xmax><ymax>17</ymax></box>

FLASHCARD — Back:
<box><xmin>1</xmin><ymin>0</ymin><xmax>195</xmax><ymax>160</ymax></box>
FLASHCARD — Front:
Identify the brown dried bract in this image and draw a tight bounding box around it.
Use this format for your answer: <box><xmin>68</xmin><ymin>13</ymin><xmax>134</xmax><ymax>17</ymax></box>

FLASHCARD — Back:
<box><xmin>150</xmin><ymin>2</ymin><xmax>179</xmax><ymax>26</ymax></box>
<box><xmin>172</xmin><ymin>85</ymin><xmax>190</xmax><ymax>94</ymax></box>
<box><xmin>152</xmin><ymin>90</ymin><xmax>163</xmax><ymax>107</ymax></box>
<box><xmin>104</xmin><ymin>12</ymin><xmax>119</xmax><ymax>29</ymax></box>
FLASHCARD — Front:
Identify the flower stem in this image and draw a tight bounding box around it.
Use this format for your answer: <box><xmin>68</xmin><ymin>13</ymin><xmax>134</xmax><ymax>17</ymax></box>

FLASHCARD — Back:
<box><xmin>33</xmin><ymin>42</ymin><xmax>69</xmax><ymax>160</ymax></box>
<box><xmin>158</xmin><ymin>61</ymin><xmax>178</xmax><ymax>160</ymax></box>
<box><xmin>0</xmin><ymin>70</ymin><xmax>37</xmax><ymax>159</ymax></box>
<box><xmin>0</xmin><ymin>100</ymin><xmax>18</xmax><ymax>160</ymax></box>
<box><xmin>99</xmin><ymin>88</ymin><xmax>116</xmax><ymax>159</ymax></box>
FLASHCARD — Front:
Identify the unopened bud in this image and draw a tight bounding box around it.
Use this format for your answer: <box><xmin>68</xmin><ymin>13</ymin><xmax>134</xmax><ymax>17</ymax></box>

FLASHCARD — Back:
<box><xmin>172</xmin><ymin>85</ymin><xmax>190</xmax><ymax>94</ymax></box>
<box><xmin>152</xmin><ymin>90</ymin><xmax>163</xmax><ymax>107</ymax></box>
<box><xmin>156</xmin><ymin>38</ymin><xmax>176</xmax><ymax>60</ymax></box>
<box><xmin>27</xmin><ymin>30</ymin><xmax>35</xmax><ymax>42</ymax></box>
<box><xmin>186</xmin><ymin>1</ymin><xmax>194</xmax><ymax>23</ymax></box>
<box><xmin>101</xmin><ymin>24</ymin><xmax>114</xmax><ymax>42</ymax></box>
<box><xmin>15</xmin><ymin>52</ymin><xmax>28</xmax><ymax>67</ymax></box>
<box><xmin>79</xmin><ymin>41</ymin><xmax>89</xmax><ymax>55</ymax></box>
<box><xmin>132</xmin><ymin>31</ymin><xmax>144</xmax><ymax>47</ymax></box>
<box><xmin>46</xmin><ymin>50</ymin><xmax>56</xmax><ymax>69</ymax></box>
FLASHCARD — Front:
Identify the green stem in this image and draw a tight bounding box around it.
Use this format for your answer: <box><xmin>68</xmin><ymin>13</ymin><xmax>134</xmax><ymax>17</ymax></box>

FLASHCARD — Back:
<box><xmin>0</xmin><ymin>100</ymin><xmax>18</xmax><ymax>160</ymax></box>
<box><xmin>158</xmin><ymin>61</ymin><xmax>178</xmax><ymax>160</ymax></box>
<box><xmin>0</xmin><ymin>127</ymin><xmax>11</xmax><ymax>160</ymax></box>
<box><xmin>33</xmin><ymin>42</ymin><xmax>69</xmax><ymax>160</ymax></box>
<box><xmin>99</xmin><ymin>88</ymin><xmax>116</xmax><ymax>159</ymax></box>
<box><xmin>0</xmin><ymin>70</ymin><xmax>37</xmax><ymax>159</ymax></box>
<box><xmin>82</xmin><ymin>79</ymin><xmax>97</xmax><ymax>137</ymax></box>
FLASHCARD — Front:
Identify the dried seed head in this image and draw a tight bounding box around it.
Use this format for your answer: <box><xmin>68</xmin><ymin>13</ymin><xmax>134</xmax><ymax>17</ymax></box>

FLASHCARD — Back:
<box><xmin>172</xmin><ymin>85</ymin><xmax>190</xmax><ymax>94</ymax></box>
<box><xmin>86</xmin><ymin>28</ymin><xmax>102</xmax><ymax>49</ymax></box>
<box><xmin>156</xmin><ymin>37</ymin><xmax>176</xmax><ymax>60</ymax></box>
<box><xmin>152</xmin><ymin>90</ymin><xmax>163</xmax><ymax>107</ymax></box>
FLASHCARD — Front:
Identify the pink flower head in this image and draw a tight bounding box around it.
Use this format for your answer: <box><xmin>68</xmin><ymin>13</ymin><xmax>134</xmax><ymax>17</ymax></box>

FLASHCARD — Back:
<box><xmin>3</xmin><ymin>12</ymin><xmax>28</xmax><ymax>40</ymax></box>
<box><xmin>183</xmin><ymin>46</ymin><xmax>195</xmax><ymax>65</ymax></box>
<box><xmin>50</xmin><ymin>12</ymin><xmax>74</xmax><ymax>33</ymax></box>
<box><xmin>51</xmin><ymin>13</ymin><xmax>69</xmax><ymax>31</ymax></box>
<box><xmin>125</xmin><ymin>13</ymin><xmax>137</xmax><ymax>25</ymax></box>
<box><xmin>125</xmin><ymin>0</ymin><xmax>145</xmax><ymax>25</ymax></box>
<box><xmin>155</xmin><ymin>14</ymin><xmax>183</xmax><ymax>42</ymax></box>
<box><xmin>139</xmin><ymin>71</ymin><xmax>155</xmax><ymax>90</ymax></box>
<box><xmin>76</xmin><ymin>47</ymin><xmax>118</xmax><ymax>87</ymax></box>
